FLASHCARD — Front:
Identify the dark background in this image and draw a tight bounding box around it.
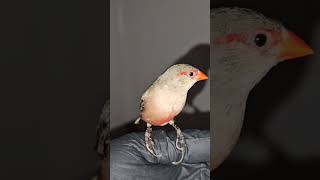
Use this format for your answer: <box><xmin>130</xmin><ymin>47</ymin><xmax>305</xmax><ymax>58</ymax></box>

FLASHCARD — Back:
<box><xmin>1</xmin><ymin>0</ymin><xmax>109</xmax><ymax>180</ymax></box>
<box><xmin>212</xmin><ymin>0</ymin><xmax>320</xmax><ymax>179</ymax></box>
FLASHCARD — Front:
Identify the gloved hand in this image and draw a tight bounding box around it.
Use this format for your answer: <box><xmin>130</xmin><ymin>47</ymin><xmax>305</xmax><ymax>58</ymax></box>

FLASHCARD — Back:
<box><xmin>110</xmin><ymin>129</ymin><xmax>210</xmax><ymax>180</ymax></box>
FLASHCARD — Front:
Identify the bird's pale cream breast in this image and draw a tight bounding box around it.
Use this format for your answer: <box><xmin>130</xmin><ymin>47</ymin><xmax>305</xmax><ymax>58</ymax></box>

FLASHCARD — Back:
<box><xmin>141</xmin><ymin>88</ymin><xmax>187</xmax><ymax>126</ymax></box>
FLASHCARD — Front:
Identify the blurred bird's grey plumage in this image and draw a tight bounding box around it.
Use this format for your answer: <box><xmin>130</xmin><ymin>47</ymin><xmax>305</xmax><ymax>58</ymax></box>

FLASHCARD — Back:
<box><xmin>211</xmin><ymin>7</ymin><xmax>313</xmax><ymax>170</ymax></box>
<box><xmin>95</xmin><ymin>99</ymin><xmax>110</xmax><ymax>157</ymax></box>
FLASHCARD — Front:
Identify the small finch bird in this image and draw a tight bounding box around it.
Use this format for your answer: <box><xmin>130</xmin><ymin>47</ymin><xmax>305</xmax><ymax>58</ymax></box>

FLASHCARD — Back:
<box><xmin>211</xmin><ymin>7</ymin><xmax>314</xmax><ymax>170</ymax></box>
<box><xmin>135</xmin><ymin>64</ymin><xmax>208</xmax><ymax>164</ymax></box>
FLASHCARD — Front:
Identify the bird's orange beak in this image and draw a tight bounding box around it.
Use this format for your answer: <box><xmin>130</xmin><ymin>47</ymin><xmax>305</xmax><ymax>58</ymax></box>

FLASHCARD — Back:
<box><xmin>197</xmin><ymin>71</ymin><xmax>208</xmax><ymax>81</ymax></box>
<box><xmin>278</xmin><ymin>31</ymin><xmax>314</xmax><ymax>61</ymax></box>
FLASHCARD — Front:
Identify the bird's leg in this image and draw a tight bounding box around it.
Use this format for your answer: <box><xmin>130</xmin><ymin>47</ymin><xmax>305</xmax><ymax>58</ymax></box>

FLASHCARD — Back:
<box><xmin>169</xmin><ymin>120</ymin><xmax>185</xmax><ymax>151</ymax></box>
<box><xmin>145</xmin><ymin>123</ymin><xmax>159</xmax><ymax>157</ymax></box>
<box><xmin>169</xmin><ymin>120</ymin><xmax>186</xmax><ymax>165</ymax></box>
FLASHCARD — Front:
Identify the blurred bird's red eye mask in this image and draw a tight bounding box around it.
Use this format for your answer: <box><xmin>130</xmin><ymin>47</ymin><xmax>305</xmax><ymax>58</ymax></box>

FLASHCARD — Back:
<box><xmin>213</xmin><ymin>27</ymin><xmax>314</xmax><ymax>61</ymax></box>
<box><xmin>179</xmin><ymin>70</ymin><xmax>198</xmax><ymax>79</ymax></box>
<box><xmin>213</xmin><ymin>28</ymin><xmax>282</xmax><ymax>47</ymax></box>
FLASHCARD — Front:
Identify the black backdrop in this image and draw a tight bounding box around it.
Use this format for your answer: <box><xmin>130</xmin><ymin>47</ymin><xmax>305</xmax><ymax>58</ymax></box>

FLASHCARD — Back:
<box><xmin>212</xmin><ymin>0</ymin><xmax>320</xmax><ymax>179</ymax></box>
<box><xmin>0</xmin><ymin>0</ymin><xmax>109</xmax><ymax>180</ymax></box>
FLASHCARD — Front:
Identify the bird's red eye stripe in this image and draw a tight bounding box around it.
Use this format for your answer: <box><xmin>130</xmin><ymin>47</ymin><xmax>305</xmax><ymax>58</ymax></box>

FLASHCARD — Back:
<box><xmin>214</xmin><ymin>28</ymin><xmax>282</xmax><ymax>45</ymax></box>
<box><xmin>214</xmin><ymin>33</ymin><xmax>248</xmax><ymax>45</ymax></box>
<box><xmin>179</xmin><ymin>72</ymin><xmax>188</xmax><ymax>76</ymax></box>
<box><xmin>178</xmin><ymin>70</ymin><xmax>198</xmax><ymax>77</ymax></box>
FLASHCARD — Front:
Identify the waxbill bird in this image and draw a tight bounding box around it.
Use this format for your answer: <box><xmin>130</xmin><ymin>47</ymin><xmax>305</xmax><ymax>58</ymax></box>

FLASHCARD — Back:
<box><xmin>135</xmin><ymin>64</ymin><xmax>208</xmax><ymax>164</ymax></box>
<box><xmin>211</xmin><ymin>7</ymin><xmax>314</xmax><ymax>170</ymax></box>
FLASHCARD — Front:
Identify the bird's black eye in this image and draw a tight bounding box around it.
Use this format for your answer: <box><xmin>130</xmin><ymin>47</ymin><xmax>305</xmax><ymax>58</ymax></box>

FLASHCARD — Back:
<box><xmin>254</xmin><ymin>33</ymin><xmax>267</xmax><ymax>47</ymax></box>
<box><xmin>189</xmin><ymin>72</ymin><xmax>194</xmax><ymax>77</ymax></box>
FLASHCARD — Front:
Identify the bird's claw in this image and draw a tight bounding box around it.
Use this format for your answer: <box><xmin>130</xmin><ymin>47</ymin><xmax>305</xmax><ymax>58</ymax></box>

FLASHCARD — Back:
<box><xmin>175</xmin><ymin>128</ymin><xmax>186</xmax><ymax>151</ymax></box>
<box><xmin>169</xmin><ymin>120</ymin><xmax>186</xmax><ymax>165</ymax></box>
<box><xmin>172</xmin><ymin>130</ymin><xmax>186</xmax><ymax>165</ymax></box>
<box><xmin>172</xmin><ymin>147</ymin><xmax>185</xmax><ymax>165</ymax></box>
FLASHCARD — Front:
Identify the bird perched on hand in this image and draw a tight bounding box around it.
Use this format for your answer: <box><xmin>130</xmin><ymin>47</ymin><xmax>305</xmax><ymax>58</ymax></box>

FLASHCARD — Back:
<box><xmin>135</xmin><ymin>64</ymin><xmax>208</xmax><ymax>164</ymax></box>
<box><xmin>211</xmin><ymin>7</ymin><xmax>314</xmax><ymax>170</ymax></box>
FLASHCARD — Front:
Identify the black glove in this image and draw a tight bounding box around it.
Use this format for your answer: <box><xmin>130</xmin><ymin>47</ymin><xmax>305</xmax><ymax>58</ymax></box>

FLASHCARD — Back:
<box><xmin>110</xmin><ymin>129</ymin><xmax>210</xmax><ymax>180</ymax></box>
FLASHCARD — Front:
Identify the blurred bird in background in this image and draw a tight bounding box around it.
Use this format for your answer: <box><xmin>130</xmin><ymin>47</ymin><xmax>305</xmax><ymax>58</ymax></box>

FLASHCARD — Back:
<box><xmin>211</xmin><ymin>7</ymin><xmax>314</xmax><ymax>170</ymax></box>
<box><xmin>134</xmin><ymin>64</ymin><xmax>208</xmax><ymax>164</ymax></box>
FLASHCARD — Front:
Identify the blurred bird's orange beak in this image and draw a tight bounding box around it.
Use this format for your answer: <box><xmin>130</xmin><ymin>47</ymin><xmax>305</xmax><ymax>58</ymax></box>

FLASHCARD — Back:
<box><xmin>278</xmin><ymin>31</ymin><xmax>314</xmax><ymax>61</ymax></box>
<box><xmin>197</xmin><ymin>71</ymin><xmax>208</xmax><ymax>81</ymax></box>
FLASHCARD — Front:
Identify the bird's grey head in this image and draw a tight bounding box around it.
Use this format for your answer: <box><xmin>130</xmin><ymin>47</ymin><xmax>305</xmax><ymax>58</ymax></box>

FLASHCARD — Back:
<box><xmin>159</xmin><ymin>64</ymin><xmax>208</xmax><ymax>91</ymax></box>
<box><xmin>211</xmin><ymin>7</ymin><xmax>313</xmax><ymax>94</ymax></box>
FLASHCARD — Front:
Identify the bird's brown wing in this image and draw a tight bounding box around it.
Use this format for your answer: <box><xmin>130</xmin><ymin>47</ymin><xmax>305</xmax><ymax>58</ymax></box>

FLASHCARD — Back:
<box><xmin>140</xmin><ymin>89</ymin><xmax>151</xmax><ymax>113</ymax></box>
<box><xmin>139</xmin><ymin>99</ymin><xmax>145</xmax><ymax>112</ymax></box>
<box><xmin>133</xmin><ymin>99</ymin><xmax>145</xmax><ymax>124</ymax></box>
